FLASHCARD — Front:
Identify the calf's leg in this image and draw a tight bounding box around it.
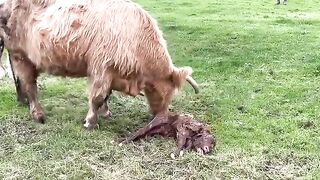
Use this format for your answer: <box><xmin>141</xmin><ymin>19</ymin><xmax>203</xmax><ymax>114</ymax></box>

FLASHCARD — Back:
<box><xmin>12</xmin><ymin>56</ymin><xmax>45</xmax><ymax>123</ymax></box>
<box><xmin>123</xmin><ymin>83</ymin><xmax>173</xmax><ymax>142</ymax></box>
<box><xmin>123</xmin><ymin>113</ymin><xmax>169</xmax><ymax>143</ymax></box>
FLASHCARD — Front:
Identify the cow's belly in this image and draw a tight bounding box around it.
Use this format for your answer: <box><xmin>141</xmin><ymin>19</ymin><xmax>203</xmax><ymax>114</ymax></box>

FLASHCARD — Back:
<box><xmin>26</xmin><ymin>35</ymin><xmax>89</xmax><ymax>77</ymax></box>
<box><xmin>36</xmin><ymin>56</ymin><xmax>88</xmax><ymax>78</ymax></box>
<box><xmin>40</xmin><ymin>65</ymin><xmax>88</xmax><ymax>77</ymax></box>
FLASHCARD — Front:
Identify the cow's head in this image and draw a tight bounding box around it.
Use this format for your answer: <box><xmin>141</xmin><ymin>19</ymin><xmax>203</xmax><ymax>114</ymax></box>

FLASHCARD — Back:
<box><xmin>0</xmin><ymin>0</ymin><xmax>30</xmax><ymax>56</ymax></box>
<box><xmin>0</xmin><ymin>0</ymin><xmax>32</xmax><ymax>29</ymax></box>
<box><xmin>0</xmin><ymin>0</ymin><xmax>12</xmax><ymax>22</ymax></box>
<box><xmin>0</xmin><ymin>0</ymin><xmax>10</xmax><ymax>60</ymax></box>
<box><xmin>144</xmin><ymin>66</ymin><xmax>199</xmax><ymax>116</ymax></box>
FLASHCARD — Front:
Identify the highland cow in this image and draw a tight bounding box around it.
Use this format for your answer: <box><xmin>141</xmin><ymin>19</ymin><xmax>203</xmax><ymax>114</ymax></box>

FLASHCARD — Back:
<box><xmin>0</xmin><ymin>0</ymin><xmax>199</xmax><ymax>129</ymax></box>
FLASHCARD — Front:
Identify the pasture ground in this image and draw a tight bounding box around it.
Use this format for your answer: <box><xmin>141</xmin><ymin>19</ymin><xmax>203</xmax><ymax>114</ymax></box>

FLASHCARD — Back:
<box><xmin>0</xmin><ymin>0</ymin><xmax>320</xmax><ymax>179</ymax></box>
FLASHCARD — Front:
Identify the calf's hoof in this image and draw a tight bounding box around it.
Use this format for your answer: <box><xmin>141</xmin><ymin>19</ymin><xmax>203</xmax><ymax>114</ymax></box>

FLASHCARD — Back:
<box><xmin>170</xmin><ymin>150</ymin><xmax>185</xmax><ymax>159</ymax></box>
<box><xmin>32</xmin><ymin>111</ymin><xmax>45</xmax><ymax>124</ymax></box>
<box><xmin>119</xmin><ymin>139</ymin><xmax>130</xmax><ymax>145</ymax></box>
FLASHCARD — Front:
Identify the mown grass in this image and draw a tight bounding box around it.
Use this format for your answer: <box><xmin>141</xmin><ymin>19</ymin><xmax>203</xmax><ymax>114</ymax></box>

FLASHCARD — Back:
<box><xmin>1</xmin><ymin>0</ymin><xmax>320</xmax><ymax>179</ymax></box>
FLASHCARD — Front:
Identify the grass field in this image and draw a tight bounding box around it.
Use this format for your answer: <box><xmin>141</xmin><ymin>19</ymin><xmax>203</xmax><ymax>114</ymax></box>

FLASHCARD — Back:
<box><xmin>1</xmin><ymin>0</ymin><xmax>320</xmax><ymax>179</ymax></box>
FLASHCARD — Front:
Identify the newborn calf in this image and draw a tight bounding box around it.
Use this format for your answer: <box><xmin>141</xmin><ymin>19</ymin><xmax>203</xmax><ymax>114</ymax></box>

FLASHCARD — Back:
<box><xmin>123</xmin><ymin>113</ymin><xmax>216</xmax><ymax>158</ymax></box>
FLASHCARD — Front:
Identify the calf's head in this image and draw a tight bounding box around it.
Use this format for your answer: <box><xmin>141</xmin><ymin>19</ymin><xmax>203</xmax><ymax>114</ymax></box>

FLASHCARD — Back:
<box><xmin>193</xmin><ymin>129</ymin><xmax>215</xmax><ymax>154</ymax></box>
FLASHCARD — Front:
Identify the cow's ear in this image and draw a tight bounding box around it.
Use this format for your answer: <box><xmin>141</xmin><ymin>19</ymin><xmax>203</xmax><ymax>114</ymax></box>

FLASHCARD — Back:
<box><xmin>171</xmin><ymin>66</ymin><xmax>193</xmax><ymax>88</ymax></box>
<box><xmin>12</xmin><ymin>0</ymin><xmax>27</xmax><ymax>8</ymax></box>
<box><xmin>0</xmin><ymin>0</ymin><xmax>5</xmax><ymax>7</ymax></box>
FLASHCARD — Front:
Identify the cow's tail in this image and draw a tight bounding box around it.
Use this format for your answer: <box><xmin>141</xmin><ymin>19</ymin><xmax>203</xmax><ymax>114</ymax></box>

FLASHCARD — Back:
<box><xmin>171</xmin><ymin>66</ymin><xmax>199</xmax><ymax>94</ymax></box>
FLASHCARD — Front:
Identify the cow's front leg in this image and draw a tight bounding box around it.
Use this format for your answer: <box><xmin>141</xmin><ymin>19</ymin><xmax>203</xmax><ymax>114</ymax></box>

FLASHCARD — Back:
<box><xmin>12</xmin><ymin>56</ymin><xmax>45</xmax><ymax>123</ymax></box>
<box><xmin>97</xmin><ymin>95</ymin><xmax>112</xmax><ymax>119</ymax></box>
<box><xmin>0</xmin><ymin>63</ymin><xmax>4</xmax><ymax>78</ymax></box>
<box><xmin>84</xmin><ymin>78</ymin><xmax>110</xmax><ymax>129</ymax></box>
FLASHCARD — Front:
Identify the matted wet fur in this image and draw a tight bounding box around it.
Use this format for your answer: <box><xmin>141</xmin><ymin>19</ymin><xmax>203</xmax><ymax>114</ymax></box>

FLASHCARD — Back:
<box><xmin>122</xmin><ymin>113</ymin><xmax>216</xmax><ymax>157</ymax></box>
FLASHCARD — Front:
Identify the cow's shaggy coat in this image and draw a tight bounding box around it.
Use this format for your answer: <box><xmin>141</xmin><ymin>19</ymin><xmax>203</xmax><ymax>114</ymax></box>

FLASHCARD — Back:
<box><xmin>0</xmin><ymin>0</ymin><xmax>199</xmax><ymax>128</ymax></box>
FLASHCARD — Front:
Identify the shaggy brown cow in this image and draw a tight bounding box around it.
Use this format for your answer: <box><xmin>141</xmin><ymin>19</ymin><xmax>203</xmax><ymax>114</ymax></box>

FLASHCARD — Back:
<box><xmin>0</xmin><ymin>0</ymin><xmax>199</xmax><ymax>129</ymax></box>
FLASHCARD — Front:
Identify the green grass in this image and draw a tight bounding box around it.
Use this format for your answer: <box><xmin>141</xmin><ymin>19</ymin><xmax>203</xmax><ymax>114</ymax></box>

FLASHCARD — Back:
<box><xmin>1</xmin><ymin>0</ymin><xmax>320</xmax><ymax>178</ymax></box>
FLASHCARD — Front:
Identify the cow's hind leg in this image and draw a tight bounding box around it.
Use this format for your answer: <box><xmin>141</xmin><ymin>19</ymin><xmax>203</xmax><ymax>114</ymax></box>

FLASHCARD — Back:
<box><xmin>12</xmin><ymin>56</ymin><xmax>45</xmax><ymax>123</ymax></box>
<box><xmin>8</xmin><ymin>53</ymin><xmax>28</xmax><ymax>105</ymax></box>
<box><xmin>84</xmin><ymin>78</ymin><xmax>111</xmax><ymax>129</ymax></box>
<box><xmin>0</xmin><ymin>39</ymin><xmax>5</xmax><ymax>79</ymax></box>
<box><xmin>15</xmin><ymin>77</ymin><xmax>28</xmax><ymax>105</ymax></box>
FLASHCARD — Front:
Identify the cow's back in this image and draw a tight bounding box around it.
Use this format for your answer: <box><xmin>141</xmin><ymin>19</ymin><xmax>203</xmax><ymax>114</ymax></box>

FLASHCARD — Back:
<box><xmin>20</xmin><ymin>0</ymin><xmax>173</xmax><ymax>78</ymax></box>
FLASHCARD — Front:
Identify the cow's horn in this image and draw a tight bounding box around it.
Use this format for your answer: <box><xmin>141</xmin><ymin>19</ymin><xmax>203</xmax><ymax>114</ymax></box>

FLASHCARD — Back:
<box><xmin>186</xmin><ymin>76</ymin><xmax>199</xmax><ymax>94</ymax></box>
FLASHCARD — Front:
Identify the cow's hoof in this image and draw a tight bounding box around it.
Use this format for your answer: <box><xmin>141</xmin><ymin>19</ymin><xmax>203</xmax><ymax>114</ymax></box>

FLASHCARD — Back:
<box><xmin>18</xmin><ymin>99</ymin><xmax>29</xmax><ymax>106</ymax></box>
<box><xmin>83</xmin><ymin>121</ymin><xmax>99</xmax><ymax>130</ymax></box>
<box><xmin>100</xmin><ymin>110</ymin><xmax>112</xmax><ymax>119</ymax></box>
<box><xmin>32</xmin><ymin>111</ymin><xmax>46</xmax><ymax>124</ymax></box>
<box><xmin>17</xmin><ymin>96</ymin><xmax>29</xmax><ymax>106</ymax></box>
<box><xmin>0</xmin><ymin>66</ymin><xmax>5</xmax><ymax>79</ymax></box>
